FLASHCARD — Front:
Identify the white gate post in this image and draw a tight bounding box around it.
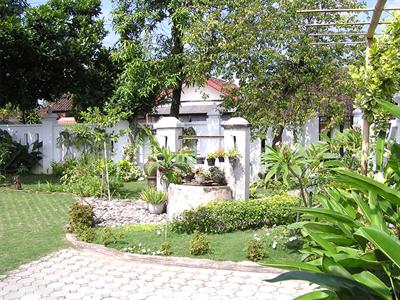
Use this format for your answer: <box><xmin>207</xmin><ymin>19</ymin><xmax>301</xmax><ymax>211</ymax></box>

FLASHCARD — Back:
<box><xmin>154</xmin><ymin>117</ymin><xmax>183</xmax><ymax>191</ymax></box>
<box><xmin>222</xmin><ymin>117</ymin><xmax>250</xmax><ymax>200</ymax></box>
<box><xmin>42</xmin><ymin>111</ymin><xmax>58</xmax><ymax>174</ymax></box>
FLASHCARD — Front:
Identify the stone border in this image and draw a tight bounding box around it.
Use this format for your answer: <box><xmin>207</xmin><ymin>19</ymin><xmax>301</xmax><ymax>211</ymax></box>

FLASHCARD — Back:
<box><xmin>66</xmin><ymin>234</ymin><xmax>283</xmax><ymax>274</ymax></box>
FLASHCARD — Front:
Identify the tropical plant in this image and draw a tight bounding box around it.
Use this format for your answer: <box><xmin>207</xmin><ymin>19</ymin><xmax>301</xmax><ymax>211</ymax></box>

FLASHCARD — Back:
<box><xmin>142</xmin><ymin>127</ymin><xmax>195</xmax><ymax>187</ymax></box>
<box><xmin>140</xmin><ymin>188</ymin><xmax>168</xmax><ymax>205</ymax></box>
<box><xmin>261</xmin><ymin>142</ymin><xmax>333</xmax><ymax>208</ymax></box>
<box><xmin>265</xmin><ymin>164</ymin><xmax>400</xmax><ymax>299</ymax></box>
<box><xmin>116</xmin><ymin>159</ymin><xmax>142</xmax><ymax>182</ymax></box>
<box><xmin>226</xmin><ymin>148</ymin><xmax>240</xmax><ymax>159</ymax></box>
<box><xmin>206</xmin><ymin>153</ymin><xmax>217</xmax><ymax>159</ymax></box>
<box><xmin>215</xmin><ymin>147</ymin><xmax>225</xmax><ymax>158</ymax></box>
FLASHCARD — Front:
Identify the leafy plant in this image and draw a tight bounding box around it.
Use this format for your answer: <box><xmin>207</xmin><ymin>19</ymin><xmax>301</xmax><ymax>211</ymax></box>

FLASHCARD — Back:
<box><xmin>68</xmin><ymin>201</ymin><xmax>94</xmax><ymax>233</ymax></box>
<box><xmin>160</xmin><ymin>242</ymin><xmax>173</xmax><ymax>256</ymax></box>
<box><xmin>208</xmin><ymin>166</ymin><xmax>227</xmax><ymax>185</ymax></box>
<box><xmin>190</xmin><ymin>231</ymin><xmax>210</xmax><ymax>256</ymax></box>
<box><xmin>206</xmin><ymin>153</ymin><xmax>217</xmax><ymax>159</ymax></box>
<box><xmin>215</xmin><ymin>147</ymin><xmax>225</xmax><ymax>158</ymax></box>
<box><xmin>265</xmin><ymin>166</ymin><xmax>400</xmax><ymax>299</ymax></box>
<box><xmin>140</xmin><ymin>188</ymin><xmax>168</xmax><ymax>205</ymax></box>
<box><xmin>116</xmin><ymin>159</ymin><xmax>142</xmax><ymax>182</ymax></box>
<box><xmin>143</xmin><ymin>126</ymin><xmax>195</xmax><ymax>187</ymax></box>
<box><xmin>226</xmin><ymin>148</ymin><xmax>240</xmax><ymax>159</ymax></box>
<box><xmin>172</xmin><ymin>195</ymin><xmax>297</xmax><ymax>234</ymax></box>
<box><xmin>246</xmin><ymin>237</ymin><xmax>267</xmax><ymax>262</ymax></box>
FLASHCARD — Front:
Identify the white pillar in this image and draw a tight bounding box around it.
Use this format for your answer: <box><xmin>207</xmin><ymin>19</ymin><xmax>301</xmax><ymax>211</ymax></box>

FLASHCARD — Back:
<box><xmin>206</xmin><ymin>104</ymin><xmax>222</xmax><ymax>152</ymax></box>
<box><xmin>353</xmin><ymin>108</ymin><xmax>363</xmax><ymax>128</ymax></box>
<box><xmin>222</xmin><ymin>117</ymin><xmax>250</xmax><ymax>200</ymax></box>
<box><xmin>42</xmin><ymin>111</ymin><xmax>58</xmax><ymax>174</ymax></box>
<box><xmin>154</xmin><ymin>117</ymin><xmax>183</xmax><ymax>191</ymax></box>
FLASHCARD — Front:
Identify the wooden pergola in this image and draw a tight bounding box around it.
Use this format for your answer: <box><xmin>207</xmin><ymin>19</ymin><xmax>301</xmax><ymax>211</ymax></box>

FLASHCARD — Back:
<box><xmin>299</xmin><ymin>0</ymin><xmax>398</xmax><ymax>175</ymax></box>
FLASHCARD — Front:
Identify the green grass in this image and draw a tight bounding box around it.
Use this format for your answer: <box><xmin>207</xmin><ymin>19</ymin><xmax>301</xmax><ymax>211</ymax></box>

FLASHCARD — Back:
<box><xmin>0</xmin><ymin>174</ymin><xmax>147</xmax><ymax>200</ymax></box>
<box><xmin>94</xmin><ymin>225</ymin><xmax>301</xmax><ymax>263</ymax></box>
<box><xmin>0</xmin><ymin>191</ymin><xmax>74</xmax><ymax>274</ymax></box>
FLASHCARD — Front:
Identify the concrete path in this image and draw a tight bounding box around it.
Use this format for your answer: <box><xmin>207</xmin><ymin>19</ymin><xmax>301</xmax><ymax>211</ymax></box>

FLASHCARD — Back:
<box><xmin>0</xmin><ymin>248</ymin><xmax>314</xmax><ymax>300</ymax></box>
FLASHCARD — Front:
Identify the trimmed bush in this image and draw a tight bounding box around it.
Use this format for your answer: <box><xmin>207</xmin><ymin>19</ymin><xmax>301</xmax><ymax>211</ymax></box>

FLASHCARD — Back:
<box><xmin>171</xmin><ymin>194</ymin><xmax>297</xmax><ymax>234</ymax></box>
<box><xmin>68</xmin><ymin>201</ymin><xmax>94</xmax><ymax>233</ymax></box>
<box><xmin>190</xmin><ymin>231</ymin><xmax>210</xmax><ymax>255</ymax></box>
<box><xmin>246</xmin><ymin>238</ymin><xmax>267</xmax><ymax>262</ymax></box>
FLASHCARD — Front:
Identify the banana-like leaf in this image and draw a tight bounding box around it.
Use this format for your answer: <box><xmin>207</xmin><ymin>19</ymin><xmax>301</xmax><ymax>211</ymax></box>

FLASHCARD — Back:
<box><xmin>296</xmin><ymin>208</ymin><xmax>356</xmax><ymax>225</ymax></box>
<box><xmin>334</xmin><ymin>169</ymin><xmax>400</xmax><ymax>205</ymax></box>
<box><xmin>352</xmin><ymin>271</ymin><xmax>391</xmax><ymax>300</ymax></box>
<box><xmin>295</xmin><ymin>290</ymin><xmax>338</xmax><ymax>300</ymax></box>
<box><xmin>377</xmin><ymin>99</ymin><xmax>400</xmax><ymax>119</ymax></box>
<box><xmin>265</xmin><ymin>271</ymin><xmax>383</xmax><ymax>300</ymax></box>
<box><xmin>322</xmin><ymin>256</ymin><xmax>352</xmax><ymax>279</ymax></box>
<box><xmin>375</xmin><ymin>134</ymin><xmax>385</xmax><ymax>172</ymax></box>
<box><xmin>263</xmin><ymin>261</ymin><xmax>321</xmax><ymax>273</ymax></box>
<box><xmin>356</xmin><ymin>227</ymin><xmax>400</xmax><ymax>269</ymax></box>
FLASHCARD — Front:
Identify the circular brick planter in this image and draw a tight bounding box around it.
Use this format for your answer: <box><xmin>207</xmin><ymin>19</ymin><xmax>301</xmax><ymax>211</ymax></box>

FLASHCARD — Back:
<box><xmin>167</xmin><ymin>184</ymin><xmax>233</xmax><ymax>220</ymax></box>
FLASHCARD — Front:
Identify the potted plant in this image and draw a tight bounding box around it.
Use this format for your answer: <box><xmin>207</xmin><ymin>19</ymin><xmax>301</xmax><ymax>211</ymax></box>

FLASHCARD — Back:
<box><xmin>226</xmin><ymin>148</ymin><xmax>241</xmax><ymax>164</ymax></box>
<box><xmin>144</xmin><ymin>155</ymin><xmax>157</xmax><ymax>187</ymax></box>
<box><xmin>194</xmin><ymin>167</ymin><xmax>206</xmax><ymax>184</ymax></box>
<box><xmin>208</xmin><ymin>166</ymin><xmax>227</xmax><ymax>186</ymax></box>
<box><xmin>140</xmin><ymin>188</ymin><xmax>168</xmax><ymax>214</ymax></box>
<box><xmin>184</xmin><ymin>166</ymin><xmax>195</xmax><ymax>183</ymax></box>
<box><xmin>215</xmin><ymin>147</ymin><xmax>225</xmax><ymax>162</ymax></box>
<box><xmin>196</xmin><ymin>156</ymin><xmax>205</xmax><ymax>164</ymax></box>
<box><xmin>206</xmin><ymin>153</ymin><xmax>217</xmax><ymax>166</ymax></box>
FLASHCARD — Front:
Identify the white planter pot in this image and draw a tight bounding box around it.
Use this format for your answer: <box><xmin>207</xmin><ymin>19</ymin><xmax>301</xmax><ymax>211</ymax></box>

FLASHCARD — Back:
<box><xmin>195</xmin><ymin>175</ymin><xmax>205</xmax><ymax>185</ymax></box>
<box><xmin>148</xmin><ymin>203</ymin><xmax>166</xmax><ymax>215</ymax></box>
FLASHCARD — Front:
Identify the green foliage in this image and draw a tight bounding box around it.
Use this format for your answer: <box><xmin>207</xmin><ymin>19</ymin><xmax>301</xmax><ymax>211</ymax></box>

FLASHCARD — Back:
<box><xmin>68</xmin><ymin>201</ymin><xmax>94</xmax><ymax>233</ymax></box>
<box><xmin>116</xmin><ymin>159</ymin><xmax>142</xmax><ymax>182</ymax></box>
<box><xmin>139</xmin><ymin>188</ymin><xmax>168</xmax><ymax>205</ymax></box>
<box><xmin>261</xmin><ymin>142</ymin><xmax>334</xmax><ymax>207</ymax></box>
<box><xmin>246</xmin><ymin>237</ymin><xmax>268</xmax><ymax>262</ymax></box>
<box><xmin>99</xmin><ymin>228</ymin><xmax>125</xmax><ymax>246</ymax></box>
<box><xmin>160</xmin><ymin>242</ymin><xmax>173</xmax><ymax>256</ymax></box>
<box><xmin>185</xmin><ymin>0</ymin><xmax>363</xmax><ymax>138</ymax></box>
<box><xmin>265</xmin><ymin>159</ymin><xmax>400</xmax><ymax>299</ymax></box>
<box><xmin>226</xmin><ymin>148</ymin><xmax>240</xmax><ymax>158</ymax></box>
<box><xmin>143</xmin><ymin>126</ymin><xmax>195</xmax><ymax>186</ymax></box>
<box><xmin>0</xmin><ymin>129</ymin><xmax>42</xmax><ymax>173</ymax></box>
<box><xmin>172</xmin><ymin>195</ymin><xmax>297</xmax><ymax>234</ymax></box>
<box><xmin>350</xmin><ymin>14</ymin><xmax>400</xmax><ymax>123</ymax></box>
<box><xmin>208</xmin><ymin>166</ymin><xmax>227</xmax><ymax>186</ymax></box>
<box><xmin>0</xmin><ymin>0</ymin><xmax>114</xmax><ymax>113</ymax></box>
<box><xmin>206</xmin><ymin>153</ymin><xmax>216</xmax><ymax>159</ymax></box>
<box><xmin>190</xmin><ymin>231</ymin><xmax>210</xmax><ymax>256</ymax></box>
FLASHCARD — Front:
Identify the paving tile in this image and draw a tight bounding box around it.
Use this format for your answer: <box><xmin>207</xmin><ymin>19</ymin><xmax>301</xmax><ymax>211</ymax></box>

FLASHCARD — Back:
<box><xmin>0</xmin><ymin>248</ymin><xmax>314</xmax><ymax>300</ymax></box>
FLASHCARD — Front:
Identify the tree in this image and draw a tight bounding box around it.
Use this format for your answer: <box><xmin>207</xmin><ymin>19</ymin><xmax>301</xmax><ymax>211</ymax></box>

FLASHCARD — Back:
<box><xmin>184</xmin><ymin>0</ymin><xmax>364</xmax><ymax>144</ymax></box>
<box><xmin>111</xmin><ymin>0</ymin><xmax>193</xmax><ymax>118</ymax></box>
<box><xmin>0</xmin><ymin>0</ymin><xmax>115</xmax><ymax>120</ymax></box>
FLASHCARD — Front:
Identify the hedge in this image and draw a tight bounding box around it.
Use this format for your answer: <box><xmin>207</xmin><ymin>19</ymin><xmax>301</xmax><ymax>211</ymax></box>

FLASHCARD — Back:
<box><xmin>171</xmin><ymin>194</ymin><xmax>297</xmax><ymax>234</ymax></box>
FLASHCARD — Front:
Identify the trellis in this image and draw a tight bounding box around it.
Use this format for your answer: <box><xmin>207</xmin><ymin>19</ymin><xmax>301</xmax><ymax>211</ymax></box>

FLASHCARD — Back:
<box><xmin>298</xmin><ymin>0</ymin><xmax>399</xmax><ymax>175</ymax></box>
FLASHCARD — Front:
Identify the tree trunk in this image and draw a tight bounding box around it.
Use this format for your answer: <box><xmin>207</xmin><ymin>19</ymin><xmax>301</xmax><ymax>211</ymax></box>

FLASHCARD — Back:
<box><xmin>272</xmin><ymin>125</ymin><xmax>284</xmax><ymax>148</ymax></box>
<box><xmin>169</xmin><ymin>21</ymin><xmax>184</xmax><ymax>118</ymax></box>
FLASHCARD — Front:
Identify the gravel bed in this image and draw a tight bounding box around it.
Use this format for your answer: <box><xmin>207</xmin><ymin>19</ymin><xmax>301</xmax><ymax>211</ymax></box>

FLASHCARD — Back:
<box><xmin>77</xmin><ymin>197</ymin><xmax>166</xmax><ymax>227</ymax></box>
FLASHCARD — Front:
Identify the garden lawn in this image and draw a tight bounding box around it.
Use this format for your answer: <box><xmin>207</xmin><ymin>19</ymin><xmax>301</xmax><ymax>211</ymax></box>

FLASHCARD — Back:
<box><xmin>0</xmin><ymin>191</ymin><xmax>74</xmax><ymax>274</ymax></box>
<box><xmin>0</xmin><ymin>174</ymin><xmax>147</xmax><ymax>200</ymax></box>
<box><xmin>94</xmin><ymin>225</ymin><xmax>301</xmax><ymax>264</ymax></box>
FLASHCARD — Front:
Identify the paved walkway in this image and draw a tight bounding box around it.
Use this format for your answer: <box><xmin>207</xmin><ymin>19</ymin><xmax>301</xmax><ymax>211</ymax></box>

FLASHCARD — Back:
<box><xmin>0</xmin><ymin>248</ymin><xmax>314</xmax><ymax>300</ymax></box>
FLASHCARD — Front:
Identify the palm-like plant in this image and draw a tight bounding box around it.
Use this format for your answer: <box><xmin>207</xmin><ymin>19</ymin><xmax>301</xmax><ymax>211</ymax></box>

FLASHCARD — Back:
<box><xmin>142</xmin><ymin>126</ymin><xmax>195</xmax><ymax>187</ymax></box>
<box><xmin>264</xmin><ymin>161</ymin><xmax>400</xmax><ymax>300</ymax></box>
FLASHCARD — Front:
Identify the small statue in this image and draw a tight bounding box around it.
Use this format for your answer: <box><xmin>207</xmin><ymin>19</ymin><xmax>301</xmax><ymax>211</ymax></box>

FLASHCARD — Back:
<box><xmin>14</xmin><ymin>176</ymin><xmax>22</xmax><ymax>190</ymax></box>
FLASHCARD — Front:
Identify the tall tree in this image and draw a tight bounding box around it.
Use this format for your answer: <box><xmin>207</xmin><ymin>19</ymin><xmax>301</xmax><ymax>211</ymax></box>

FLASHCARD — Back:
<box><xmin>112</xmin><ymin>0</ymin><xmax>192</xmax><ymax>117</ymax></box>
<box><xmin>0</xmin><ymin>0</ymin><xmax>115</xmax><ymax>120</ymax></box>
<box><xmin>184</xmin><ymin>0</ymin><xmax>364</xmax><ymax>143</ymax></box>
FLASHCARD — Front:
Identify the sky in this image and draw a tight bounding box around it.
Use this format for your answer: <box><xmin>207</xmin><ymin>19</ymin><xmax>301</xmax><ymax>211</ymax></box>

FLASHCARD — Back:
<box><xmin>27</xmin><ymin>0</ymin><xmax>399</xmax><ymax>47</ymax></box>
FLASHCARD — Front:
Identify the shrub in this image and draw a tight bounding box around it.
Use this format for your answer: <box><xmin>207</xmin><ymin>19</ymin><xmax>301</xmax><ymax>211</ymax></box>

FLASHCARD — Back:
<box><xmin>99</xmin><ymin>228</ymin><xmax>124</xmax><ymax>246</ymax></box>
<box><xmin>171</xmin><ymin>194</ymin><xmax>297</xmax><ymax>234</ymax></box>
<box><xmin>68</xmin><ymin>201</ymin><xmax>94</xmax><ymax>233</ymax></box>
<box><xmin>160</xmin><ymin>242</ymin><xmax>173</xmax><ymax>256</ymax></box>
<box><xmin>190</xmin><ymin>231</ymin><xmax>210</xmax><ymax>256</ymax></box>
<box><xmin>117</xmin><ymin>159</ymin><xmax>142</xmax><ymax>182</ymax></box>
<box><xmin>140</xmin><ymin>188</ymin><xmax>168</xmax><ymax>204</ymax></box>
<box><xmin>75</xmin><ymin>224</ymin><xmax>96</xmax><ymax>242</ymax></box>
<box><xmin>246</xmin><ymin>237</ymin><xmax>267</xmax><ymax>262</ymax></box>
